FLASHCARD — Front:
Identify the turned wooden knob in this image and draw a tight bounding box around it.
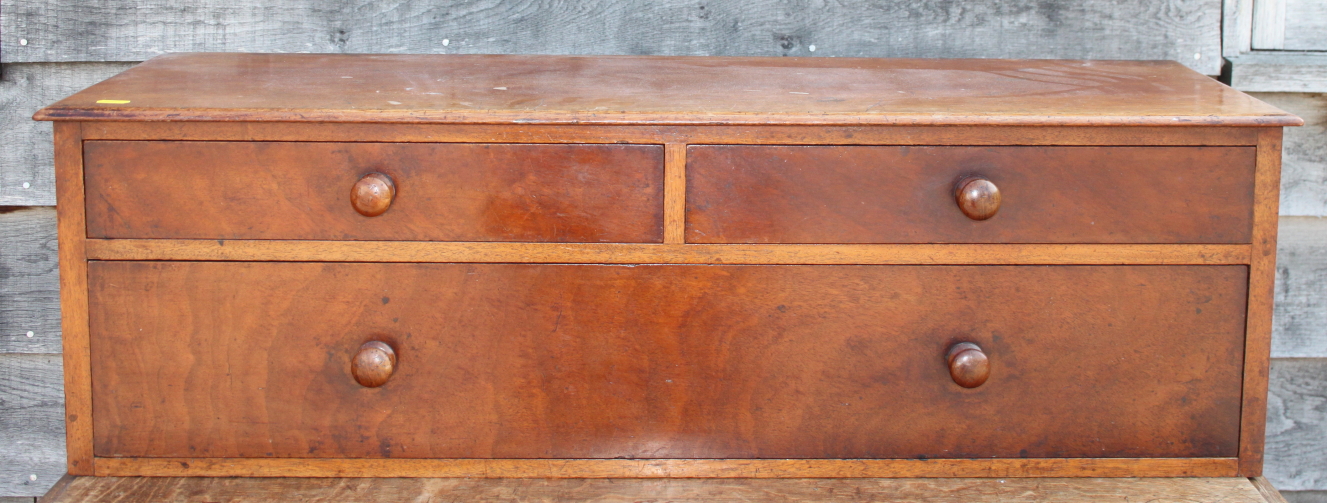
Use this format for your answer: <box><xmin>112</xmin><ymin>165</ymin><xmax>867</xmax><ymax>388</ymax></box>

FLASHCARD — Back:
<box><xmin>351</xmin><ymin>172</ymin><xmax>396</xmax><ymax>217</ymax></box>
<box><xmin>947</xmin><ymin>342</ymin><xmax>990</xmax><ymax>388</ymax></box>
<box><xmin>955</xmin><ymin>177</ymin><xmax>1001</xmax><ymax>220</ymax></box>
<box><xmin>352</xmin><ymin>341</ymin><xmax>397</xmax><ymax>388</ymax></box>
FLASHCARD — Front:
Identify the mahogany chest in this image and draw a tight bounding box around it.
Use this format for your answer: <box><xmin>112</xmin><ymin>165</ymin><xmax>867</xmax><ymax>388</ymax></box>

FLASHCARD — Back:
<box><xmin>35</xmin><ymin>53</ymin><xmax>1303</xmax><ymax>501</ymax></box>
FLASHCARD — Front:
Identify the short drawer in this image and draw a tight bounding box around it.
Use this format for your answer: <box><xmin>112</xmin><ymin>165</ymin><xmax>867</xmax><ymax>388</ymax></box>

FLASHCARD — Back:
<box><xmin>686</xmin><ymin>146</ymin><xmax>1255</xmax><ymax>243</ymax></box>
<box><xmin>90</xmin><ymin>262</ymin><xmax>1246</xmax><ymax>460</ymax></box>
<box><xmin>84</xmin><ymin>142</ymin><xmax>664</xmax><ymax>242</ymax></box>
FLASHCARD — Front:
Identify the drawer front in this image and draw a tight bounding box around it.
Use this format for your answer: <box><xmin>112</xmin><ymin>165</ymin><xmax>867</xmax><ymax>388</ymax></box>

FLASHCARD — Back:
<box><xmin>686</xmin><ymin>146</ymin><xmax>1255</xmax><ymax>244</ymax></box>
<box><xmin>84</xmin><ymin>142</ymin><xmax>664</xmax><ymax>242</ymax></box>
<box><xmin>89</xmin><ymin>262</ymin><xmax>1246</xmax><ymax>460</ymax></box>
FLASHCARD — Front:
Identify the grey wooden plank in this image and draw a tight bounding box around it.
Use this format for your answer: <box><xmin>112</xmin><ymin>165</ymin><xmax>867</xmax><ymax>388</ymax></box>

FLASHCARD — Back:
<box><xmin>1249</xmin><ymin>93</ymin><xmax>1327</xmax><ymax>217</ymax></box>
<box><xmin>1282</xmin><ymin>0</ymin><xmax>1327</xmax><ymax>51</ymax></box>
<box><xmin>1223</xmin><ymin>0</ymin><xmax>1254</xmax><ymax>57</ymax></box>
<box><xmin>1230</xmin><ymin>53</ymin><xmax>1327</xmax><ymax>93</ymax></box>
<box><xmin>1265</xmin><ymin>358</ymin><xmax>1327</xmax><ymax>492</ymax></box>
<box><xmin>0</xmin><ymin>0</ymin><xmax>1224</xmax><ymax>74</ymax></box>
<box><xmin>1284</xmin><ymin>491</ymin><xmax>1327</xmax><ymax>503</ymax></box>
<box><xmin>0</xmin><ymin>498</ymin><xmax>36</xmax><ymax>503</ymax></box>
<box><xmin>0</xmin><ymin>208</ymin><xmax>58</xmax><ymax>354</ymax></box>
<box><xmin>0</xmin><ymin>353</ymin><xmax>64</xmax><ymax>498</ymax></box>
<box><xmin>1</xmin><ymin>62</ymin><xmax>138</xmax><ymax>206</ymax></box>
<box><xmin>1274</xmin><ymin>217</ymin><xmax>1327</xmax><ymax>358</ymax></box>
<box><xmin>1251</xmin><ymin>0</ymin><xmax>1286</xmax><ymax>50</ymax></box>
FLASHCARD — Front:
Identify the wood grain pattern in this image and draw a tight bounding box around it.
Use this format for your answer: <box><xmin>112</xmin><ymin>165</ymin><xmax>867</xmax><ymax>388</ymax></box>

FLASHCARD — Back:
<box><xmin>92</xmin><ymin>457</ymin><xmax>1240</xmax><ymax>479</ymax></box>
<box><xmin>0</xmin><ymin>62</ymin><xmax>136</xmax><ymax>206</ymax></box>
<box><xmin>1241</xmin><ymin>128</ymin><xmax>1284</xmax><ymax>476</ymax></box>
<box><xmin>89</xmin><ymin>262</ymin><xmax>1246</xmax><ymax>460</ymax></box>
<box><xmin>78</xmin><ymin>122</ymin><xmax>1268</xmax><ymax>146</ymax></box>
<box><xmin>51</xmin><ymin>122</ymin><xmax>91</xmax><ymax>476</ymax></box>
<box><xmin>38</xmin><ymin>476</ymin><xmax>1273</xmax><ymax>502</ymax></box>
<box><xmin>1251</xmin><ymin>93</ymin><xmax>1327</xmax><ymax>217</ymax></box>
<box><xmin>1</xmin><ymin>0</ymin><xmax>1227</xmax><ymax>73</ymax></box>
<box><xmin>33</xmin><ymin>54</ymin><xmax>1297</xmax><ymax>126</ymax></box>
<box><xmin>1229</xmin><ymin>54</ymin><xmax>1327</xmax><ymax>93</ymax></box>
<box><xmin>0</xmin><ymin>208</ymin><xmax>59</xmax><ymax>354</ymax></box>
<box><xmin>1255</xmin><ymin>476</ymin><xmax>1294</xmax><ymax>503</ymax></box>
<box><xmin>1272</xmin><ymin>217</ymin><xmax>1327</xmax><ymax>358</ymax></box>
<box><xmin>687</xmin><ymin>145</ymin><xmax>1256</xmax><ymax>244</ymax></box>
<box><xmin>1281</xmin><ymin>0</ymin><xmax>1327</xmax><ymax>50</ymax></box>
<box><xmin>664</xmin><ymin>144</ymin><xmax>686</xmax><ymax>244</ymax></box>
<box><xmin>1264</xmin><ymin>359</ymin><xmax>1327</xmax><ymax>491</ymax></box>
<box><xmin>0</xmin><ymin>354</ymin><xmax>64</xmax><ymax>498</ymax></box>
<box><xmin>83</xmin><ymin>141</ymin><xmax>663</xmax><ymax>242</ymax></box>
<box><xmin>82</xmin><ymin>240</ymin><xmax>1253</xmax><ymax>265</ymax></box>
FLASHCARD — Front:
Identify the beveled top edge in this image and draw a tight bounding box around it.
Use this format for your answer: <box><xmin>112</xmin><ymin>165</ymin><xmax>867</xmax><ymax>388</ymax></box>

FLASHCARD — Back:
<box><xmin>35</xmin><ymin>53</ymin><xmax>1303</xmax><ymax>127</ymax></box>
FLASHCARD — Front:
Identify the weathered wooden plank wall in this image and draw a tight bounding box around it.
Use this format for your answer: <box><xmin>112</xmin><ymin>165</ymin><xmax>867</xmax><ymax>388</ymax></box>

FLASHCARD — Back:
<box><xmin>0</xmin><ymin>0</ymin><xmax>1323</xmax><ymax>498</ymax></box>
<box><xmin>1</xmin><ymin>0</ymin><xmax>1225</xmax><ymax>74</ymax></box>
<box><xmin>0</xmin><ymin>64</ymin><xmax>137</xmax><ymax>206</ymax></box>
<box><xmin>0</xmin><ymin>353</ymin><xmax>63</xmax><ymax>497</ymax></box>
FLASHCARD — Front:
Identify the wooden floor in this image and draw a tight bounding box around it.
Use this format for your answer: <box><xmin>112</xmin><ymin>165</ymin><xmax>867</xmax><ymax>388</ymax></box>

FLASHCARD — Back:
<box><xmin>39</xmin><ymin>476</ymin><xmax>1287</xmax><ymax>503</ymax></box>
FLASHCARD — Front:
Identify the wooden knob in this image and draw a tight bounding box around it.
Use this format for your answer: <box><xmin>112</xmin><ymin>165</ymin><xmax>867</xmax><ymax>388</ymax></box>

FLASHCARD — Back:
<box><xmin>947</xmin><ymin>342</ymin><xmax>990</xmax><ymax>388</ymax></box>
<box><xmin>351</xmin><ymin>172</ymin><xmax>396</xmax><ymax>217</ymax></box>
<box><xmin>352</xmin><ymin>341</ymin><xmax>397</xmax><ymax>388</ymax></box>
<box><xmin>955</xmin><ymin>177</ymin><xmax>1001</xmax><ymax>220</ymax></box>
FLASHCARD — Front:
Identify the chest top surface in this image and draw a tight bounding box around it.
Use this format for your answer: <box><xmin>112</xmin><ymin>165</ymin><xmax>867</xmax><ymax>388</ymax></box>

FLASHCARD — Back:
<box><xmin>34</xmin><ymin>53</ymin><xmax>1299</xmax><ymax>127</ymax></box>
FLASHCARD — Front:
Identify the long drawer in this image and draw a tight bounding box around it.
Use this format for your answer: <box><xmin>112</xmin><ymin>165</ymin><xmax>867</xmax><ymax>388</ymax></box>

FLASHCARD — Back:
<box><xmin>88</xmin><ymin>262</ymin><xmax>1247</xmax><ymax>460</ymax></box>
<box><xmin>686</xmin><ymin>146</ymin><xmax>1255</xmax><ymax>244</ymax></box>
<box><xmin>83</xmin><ymin>141</ymin><xmax>665</xmax><ymax>242</ymax></box>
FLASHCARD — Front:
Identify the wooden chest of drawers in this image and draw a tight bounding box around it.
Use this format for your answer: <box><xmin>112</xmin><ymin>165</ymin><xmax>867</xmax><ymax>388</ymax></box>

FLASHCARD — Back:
<box><xmin>36</xmin><ymin>53</ymin><xmax>1302</xmax><ymax>500</ymax></box>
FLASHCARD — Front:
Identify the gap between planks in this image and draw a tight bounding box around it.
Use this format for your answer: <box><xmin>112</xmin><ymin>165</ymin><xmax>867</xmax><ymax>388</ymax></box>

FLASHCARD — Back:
<box><xmin>83</xmin><ymin>240</ymin><xmax>1252</xmax><ymax>265</ymax></box>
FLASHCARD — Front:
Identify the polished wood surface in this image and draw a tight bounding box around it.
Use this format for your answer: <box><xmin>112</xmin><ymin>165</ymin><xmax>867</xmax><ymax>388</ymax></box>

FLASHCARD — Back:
<box><xmin>38</xmin><ymin>476</ymin><xmax>1277</xmax><ymax>503</ymax></box>
<box><xmin>40</xmin><ymin>56</ymin><xmax>1296</xmax><ymax>480</ymax></box>
<box><xmin>90</xmin><ymin>457</ymin><xmax>1240</xmax><ymax>479</ymax></box>
<box><xmin>663</xmin><ymin>143</ymin><xmax>687</xmax><ymax>244</ymax></box>
<box><xmin>1239</xmin><ymin>129</ymin><xmax>1285</xmax><ymax>476</ymax></box>
<box><xmin>78</xmin><ymin>122</ymin><xmax>1268</xmax><ymax>146</ymax></box>
<box><xmin>349</xmin><ymin>173</ymin><xmax>395</xmax><ymax>217</ymax></box>
<box><xmin>955</xmin><ymin>178</ymin><xmax>1001</xmax><ymax>221</ymax></box>
<box><xmin>84</xmin><ymin>240</ymin><xmax>1254</xmax><ymax>265</ymax></box>
<box><xmin>946</xmin><ymin>343</ymin><xmax>990</xmax><ymax>389</ymax></box>
<box><xmin>687</xmin><ymin>146</ymin><xmax>1255</xmax><ymax>244</ymax></box>
<box><xmin>52</xmin><ymin>122</ymin><xmax>93</xmax><ymax>475</ymax></box>
<box><xmin>33</xmin><ymin>54</ymin><xmax>1300</xmax><ymax>126</ymax></box>
<box><xmin>89</xmin><ymin>262</ymin><xmax>1246</xmax><ymax>460</ymax></box>
<box><xmin>351</xmin><ymin>341</ymin><xmax>397</xmax><ymax>389</ymax></box>
<box><xmin>83</xmin><ymin>141</ymin><xmax>663</xmax><ymax>242</ymax></box>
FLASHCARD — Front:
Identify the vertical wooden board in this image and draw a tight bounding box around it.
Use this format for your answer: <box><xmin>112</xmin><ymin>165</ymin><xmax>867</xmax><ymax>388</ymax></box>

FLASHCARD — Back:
<box><xmin>1251</xmin><ymin>0</ymin><xmax>1287</xmax><ymax>50</ymax></box>
<box><xmin>663</xmin><ymin>144</ymin><xmax>686</xmax><ymax>244</ymax></box>
<box><xmin>1264</xmin><ymin>358</ymin><xmax>1327</xmax><ymax>492</ymax></box>
<box><xmin>0</xmin><ymin>63</ymin><xmax>137</xmax><ymax>206</ymax></box>
<box><xmin>1273</xmin><ymin>217</ymin><xmax>1327</xmax><ymax>358</ymax></box>
<box><xmin>0</xmin><ymin>208</ymin><xmax>59</xmax><ymax>354</ymax></box>
<box><xmin>51</xmin><ymin>122</ymin><xmax>90</xmax><ymax>476</ymax></box>
<box><xmin>1249</xmin><ymin>93</ymin><xmax>1327</xmax><ymax>217</ymax></box>
<box><xmin>1222</xmin><ymin>0</ymin><xmax>1254</xmax><ymax>57</ymax></box>
<box><xmin>0</xmin><ymin>354</ymin><xmax>66</xmax><ymax>498</ymax></box>
<box><xmin>1240</xmin><ymin>128</ymin><xmax>1283</xmax><ymax>477</ymax></box>
<box><xmin>1281</xmin><ymin>0</ymin><xmax>1327</xmax><ymax>50</ymax></box>
<box><xmin>1</xmin><ymin>0</ymin><xmax>1223</xmax><ymax>74</ymax></box>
